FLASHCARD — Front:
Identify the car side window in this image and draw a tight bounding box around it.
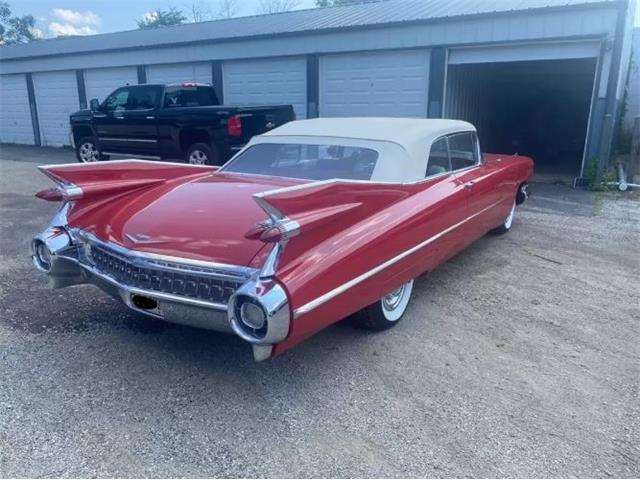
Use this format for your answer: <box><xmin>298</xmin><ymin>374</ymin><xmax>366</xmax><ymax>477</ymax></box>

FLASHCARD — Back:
<box><xmin>448</xmin><ymin>132</ymin><xmax>478</xmax><ymax>171</ymax></box>
<box><xmin>163</xmin><ymin>86</ymin><xmax>218</xmax><ymax>108</ymax></box>
<box><xmin>103</xmin><ymin>88</ymin><xmax>130</xmax><ymax>112</ymax></box>
<box><xmin>125</xmin><ymin>86</ymin><xmax>158</xmax><ymax>111</ymax></box>
<box><xmin>426</xmin><ymin>137</ymin><xmax>451</xmax><ymax>177</ymax></box>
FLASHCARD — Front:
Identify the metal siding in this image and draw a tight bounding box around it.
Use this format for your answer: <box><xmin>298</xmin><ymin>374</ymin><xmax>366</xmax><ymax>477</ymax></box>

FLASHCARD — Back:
<box><xmin>32</xmin><ymin>70</ymin><xmax>78</xmax><ymax>147</ymax></box>
<box><xmin>146</xmin><ymin>62</ymin><xmax>212</xmax><ymax>84</ymax></box>
<box><xmin>306</xmin><ymin>55</ymin><xmax>320</xmax><ymax>118</ymax></box>
<box><xmin>622</xmin><ymin>29</ymin><xmax>640</xmax><ymax>130</ymax></box>
<box><xmin>84</xmin><ymin>66</ymin><xmax>138</xmax><ymax>103</ymax></box>
<box><xmin>0</xmin><ymin>8</ymin><xmax>620</xmax><ymax>75</ymax></box>
<box><xmin>616</xmin><ymin>3</ymin><xmax>637</xmax><ymax>101</ymax></box>
<box><xmin>319</xmin><ymin>50</ymin><xmax>430</xmax><ymax>118</ymax></box>
<box><xmin>0</xmin><ymin>74</ymin><xmax>34</xmax><ymax>144</ymax></box>
<box><xmin>0</xmin><ymin>0</ymin><xmax>621</xmax><ymax>62</ymax></box>
<box><xmin>223</xmin><ymin>57</ymin><xmax>307</xmax><ymax>118</ymax></box>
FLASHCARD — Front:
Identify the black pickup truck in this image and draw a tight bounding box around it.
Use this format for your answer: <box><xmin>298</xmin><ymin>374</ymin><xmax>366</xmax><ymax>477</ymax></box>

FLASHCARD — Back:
<box><xmin>69</xmin><ymin>83</ymin><xmax>295</xmax><ymax>165</ymax></box>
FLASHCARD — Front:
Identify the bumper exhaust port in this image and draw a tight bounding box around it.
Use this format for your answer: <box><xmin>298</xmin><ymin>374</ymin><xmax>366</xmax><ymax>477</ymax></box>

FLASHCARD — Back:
<box><xmin>131</xmin><ymin>295</ymin><xmax>159</xmax><ymax>311</ymax></box>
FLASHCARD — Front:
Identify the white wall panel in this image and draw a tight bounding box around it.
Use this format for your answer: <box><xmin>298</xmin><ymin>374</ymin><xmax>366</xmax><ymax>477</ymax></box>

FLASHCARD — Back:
<box><xmin>85</xmin><ymin>66</ymin><xmax>138</xmax><ymax>104</ymax></box>
<box><xmin>223</xmin><ymin>57</ymin><xmax>307</xmax><ymax>118</ymax></box>
<box><xmin>146</xmin><ymin>62</ymin><xmax>211</xmax><ymax>84</ymax></box>
<box><xmin>319</xmin><ymin>50</ymin><xmax>429</xmax><ymax>118</ymax></box>
<box><xmin>33</xmin><ymin>70</ymin><xmax>78</xmax><ymax>147</ymax></box>
<box><xmin>0</xmin><ymin>74</ymin><xmax>34</xmax><ymax>144</ymax></box>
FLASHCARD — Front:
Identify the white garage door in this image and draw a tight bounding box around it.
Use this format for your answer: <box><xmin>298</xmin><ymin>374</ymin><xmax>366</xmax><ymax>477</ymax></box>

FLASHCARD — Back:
<box><xmin>0</xmin><ymin>74</ymin><xmax>34</xmax><ymax>144</ymax></box>
<box><xmin>33</xmin><ymin>70</ymin><xmax>79</xmax><ymax>147</ymax></box>
<box><xmin>85</xmin><ymin>66</ymin><xmax>138</xmax><ymax>104</ymax></box>
<box><xmin>146</xmin><ymin>62</ymin><xmax>211</xmax><ymax>84</ymax></box>
<box><xmin>320</xmin><ymin>50</ymin><xmax>430</xmax><ymax>117</ymax></box>
<box><xmin>448</xmin><ymin>41</ymin><xmax>601</xmax><ymax>64</ymax></box>
<box><xmin>223</xmin><ymin>57</ymin><xmax>306</xmax><ymax>118</ymax></box>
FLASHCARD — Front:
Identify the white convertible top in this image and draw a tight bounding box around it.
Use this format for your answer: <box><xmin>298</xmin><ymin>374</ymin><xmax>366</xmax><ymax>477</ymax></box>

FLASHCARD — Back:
<box><xmin>246</xmin><ymin>117</ymin><xmax>477</xmax><ymax>183</ymax></box>
<box><xmin>261</xmin><ymin>117</ymin><xmax>475</xmax><ymax>150</ymax></box>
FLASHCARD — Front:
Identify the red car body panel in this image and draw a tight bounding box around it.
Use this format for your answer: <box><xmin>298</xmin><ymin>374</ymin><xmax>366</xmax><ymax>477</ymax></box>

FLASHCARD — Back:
<box><xmin>42</xmin><ymin>163</ymin><xmax>302</xmax><ymax>266</ymax></box>
<box><xmin>38</xmin><ymin>151</ymin><xmax>533</xmax><ymax>359</ymax></box>
<box><xmin>268</xmin><ymin>153</ymin><xmax>533</xmax><ymax>355</ymax></box>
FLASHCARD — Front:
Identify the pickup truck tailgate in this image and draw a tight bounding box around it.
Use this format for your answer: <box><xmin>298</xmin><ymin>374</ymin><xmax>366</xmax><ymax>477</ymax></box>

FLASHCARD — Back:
<box><xmin>236</xmin><ymin>105</ymin><xmax>295</xmax><ymax>140</ymax></box>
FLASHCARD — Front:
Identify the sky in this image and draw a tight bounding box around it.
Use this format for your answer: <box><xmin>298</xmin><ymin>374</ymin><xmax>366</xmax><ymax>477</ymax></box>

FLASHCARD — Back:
<box><xmin>7</xmin><ymin>0</ymin><xmax>640</xmax><ymax>39</ymax></box>
<box><xmin>9</xmin><ymin>0</ymin><xmax>318</xmax><ymax>37</ymax></box>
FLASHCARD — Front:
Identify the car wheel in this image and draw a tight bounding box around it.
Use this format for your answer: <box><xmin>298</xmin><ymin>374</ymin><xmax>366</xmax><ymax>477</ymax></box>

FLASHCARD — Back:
<box><xmin>492</xmin><ymin>200</ymin><xmax>516</xmax><ymax>234</ymax></box>
<box><xmin>350</xmin><ymin>279</ymin><xmax>414</xmax><ymax>331</ymax></box>
<box><xmin>76</xmin><ymin>137</ymin><xmax>108</xmax><ymax>163</ymax></box>
<box><xmin>186</xmin><ymin>143</ymin><xmax>216</xmax><ymax>165</ymax></box>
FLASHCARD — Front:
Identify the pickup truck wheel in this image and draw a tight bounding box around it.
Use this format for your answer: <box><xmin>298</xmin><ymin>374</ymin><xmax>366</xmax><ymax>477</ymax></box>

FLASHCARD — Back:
<box><xmin>350</xmin><ymin>279</ymin><xmax>414</xmax><ymax>331</ymax></box>
<box><xmin>76</xmin><ymin>137</ymin><xmax>108</xmax><ymax>163</ymax></box>
<box><xmin>491</xmin><ymin>200</ymin><xmax>516</xmax><ymax>235</ymax></box>
<box><xmin>186</xmin><ymin>143</ymin><xmax>216</xmax><ymax>165</ymax></box>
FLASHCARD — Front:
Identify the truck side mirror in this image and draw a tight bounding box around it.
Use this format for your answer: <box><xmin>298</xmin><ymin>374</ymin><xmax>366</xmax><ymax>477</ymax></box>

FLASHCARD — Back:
<box><xmin>89</xmin><ymin>98</ymin><xmax>100</xmax><ymax>111</ymax></box>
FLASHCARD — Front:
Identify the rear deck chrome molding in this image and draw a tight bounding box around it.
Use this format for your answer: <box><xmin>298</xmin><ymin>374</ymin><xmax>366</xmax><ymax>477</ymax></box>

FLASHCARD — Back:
<box><xmin>39</xmin><ymin>159</ymin><xmax>214</xmax><ymax>169</ymax></box>
<box><xmin>294</xmin><ymin>199</ymin><xmax>504</xmax><ymax>317</ymax></box>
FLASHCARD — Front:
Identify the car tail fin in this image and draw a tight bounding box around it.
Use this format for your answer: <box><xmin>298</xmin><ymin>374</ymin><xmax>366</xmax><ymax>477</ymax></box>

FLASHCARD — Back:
<box><xmin>36</xmin><ymin>160</ymin><xmax>216</xmax><ymax>202</ymax></box>
<box><xmin>249</xmin><ymin>179</ymin><xmax>412</xmax><ymax>276</ymax></box>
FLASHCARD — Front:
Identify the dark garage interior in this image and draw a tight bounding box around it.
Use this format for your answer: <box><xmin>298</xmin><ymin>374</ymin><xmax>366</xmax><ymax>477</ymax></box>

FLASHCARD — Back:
<box><xmin>445</xmin><ymin>58</ymin><xmax>597</xmax><ymax>181</ymax></box>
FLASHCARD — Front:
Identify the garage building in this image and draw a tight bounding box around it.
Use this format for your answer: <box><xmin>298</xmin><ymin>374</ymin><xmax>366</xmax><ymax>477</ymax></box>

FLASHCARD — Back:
<box><xmin>0</xmin><ymin>0</ymin><xmax>635</xmax><ymax>183</ymax></box>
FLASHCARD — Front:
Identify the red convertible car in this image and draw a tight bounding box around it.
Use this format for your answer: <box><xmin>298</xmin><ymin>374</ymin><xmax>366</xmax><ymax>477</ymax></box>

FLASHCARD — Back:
<box><xmin>32</xmin><ymin>118</ymin><xmax>532</xmax><ymax>361</ymax></box>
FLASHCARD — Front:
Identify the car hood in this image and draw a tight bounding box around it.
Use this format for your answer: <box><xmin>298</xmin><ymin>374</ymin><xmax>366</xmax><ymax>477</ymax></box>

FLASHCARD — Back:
<box><xmin>70</xmin><ymin>109</ymin><xmax>93</xmax><ymax>122</ymax></box>
<box><xmin>68</xmin><ymin>172</ymin><xmax>303</xmax><ymax>267</ymax></box>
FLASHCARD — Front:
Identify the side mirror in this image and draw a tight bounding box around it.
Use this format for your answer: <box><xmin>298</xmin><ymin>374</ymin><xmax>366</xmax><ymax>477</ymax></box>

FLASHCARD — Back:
<box><xmin>89</xmin><ymin>98</ymin><xmax>100</xmax><ymax>111</ymax></box>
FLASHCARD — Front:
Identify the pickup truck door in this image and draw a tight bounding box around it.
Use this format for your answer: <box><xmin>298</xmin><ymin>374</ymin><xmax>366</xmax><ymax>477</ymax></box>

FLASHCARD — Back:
<box><xmin>94</xmin><ymin>86</ymin><xmax>160</xmax><ymax>157</ymax></box>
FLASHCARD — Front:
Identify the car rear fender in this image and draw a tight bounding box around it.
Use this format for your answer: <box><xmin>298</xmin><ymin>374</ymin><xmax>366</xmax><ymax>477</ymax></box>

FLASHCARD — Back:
<box><xmin>35</xmin><ymin>160</ymin><xmax>217</xmax><ymax>202</ymax></box>
<box><xmin>251</xmin><ymin>179</ymin><xmax>415</xmax><ymax>273</ymax></box>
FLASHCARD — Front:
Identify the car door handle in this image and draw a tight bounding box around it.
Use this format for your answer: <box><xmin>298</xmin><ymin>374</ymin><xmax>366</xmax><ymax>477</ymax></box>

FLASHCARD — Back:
<box><xmin>146</xmin><ymin>116</ymin><xmax>155</xmax><ymax>120</ymax></box>
<box><xmin>464</xmin><ymin>181</ymin><xmax>475</xmax><ymax>189</ymax></box>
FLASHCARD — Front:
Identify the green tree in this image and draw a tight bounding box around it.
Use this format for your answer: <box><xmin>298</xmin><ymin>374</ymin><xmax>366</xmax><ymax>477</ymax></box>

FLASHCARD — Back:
<box><xmin>137</xmin><ymin>7</ymin><xmax>187</xmax><ymax>29</ymax></box>
<box><xmin>259</xmin><ymin>0</ymin><xmax>300</xmax><ymax>14</ymax></box>
<box><xmin>0</xmin><ymin>1</ymin><xmax>41</xmax><ymax>45</ymax></box>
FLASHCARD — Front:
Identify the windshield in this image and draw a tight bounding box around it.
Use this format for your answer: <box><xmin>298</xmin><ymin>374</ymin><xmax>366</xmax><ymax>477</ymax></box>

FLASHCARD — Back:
<box><xmin>222</xmin><ymin>142</ymin><xmax>379</xmax><ymax>181</ymax></box>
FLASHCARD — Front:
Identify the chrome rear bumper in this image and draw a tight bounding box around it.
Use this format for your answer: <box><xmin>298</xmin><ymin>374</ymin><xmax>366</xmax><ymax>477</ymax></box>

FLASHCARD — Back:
<box><xmin>33</xmin><ymin>239</ymin><xmax>233</xmax><ymax>333</ymax></box>
<box><xmin>31</xmin><ymin>227</ymin><xmax>290</xmax><ymax>361</ymax></box>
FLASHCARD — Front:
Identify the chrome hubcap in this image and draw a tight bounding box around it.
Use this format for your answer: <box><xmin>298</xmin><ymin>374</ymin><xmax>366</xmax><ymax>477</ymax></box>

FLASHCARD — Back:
<box><xmin>79</xmin><ymin>142</ymin><xmax>99</xmax><ymax>162</ymax></box>
<box><xmin>381</xmin><ymin>279</ymin><xmax>414</xmax><ymax>322</ymax></box>
<box><xmin>189</xmin><ymin>150</ymin><xmax>208</xmax><ymax>165</ymax></box>
<box><xmin>504</xmin><ymin>202</ymin><xmax>515</xmax><ymax>229</ymax></box>
<box><xmin>382</xmin><ymin>285</ymin><xmax>406</xmax><ymax>311</ymax></box>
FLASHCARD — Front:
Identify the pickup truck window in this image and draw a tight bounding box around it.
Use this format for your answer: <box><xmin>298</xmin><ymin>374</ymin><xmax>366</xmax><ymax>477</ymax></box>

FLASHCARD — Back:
<box><xmin>103</xmin><ymin>86</ymin><xmax>159</xmax><ymax>112</ymax></box>
<box><xmin>103</xmin><ymin>88</ymin><xmax>129</xmax><ymax>112</ymax></box>
<box><xmin>163</xmin><ymin>86</ymin><xmax>219</xmax><ymax>108</ymax></box>
<box><xmin>222</xmin><ymin>143</ymin><xmax>379</xmax><ymax>181</ymax></box>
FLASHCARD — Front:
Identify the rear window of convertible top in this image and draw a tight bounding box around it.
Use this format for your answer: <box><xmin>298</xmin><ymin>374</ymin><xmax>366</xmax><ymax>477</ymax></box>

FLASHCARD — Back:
<box><xmin>221</xmin><ymin>143</ymin><xmax>379</xmax><ymax>181</ymax></box>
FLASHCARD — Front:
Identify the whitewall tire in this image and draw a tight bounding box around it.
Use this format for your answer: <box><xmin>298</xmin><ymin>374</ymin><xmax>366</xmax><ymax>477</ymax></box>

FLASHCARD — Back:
<box><xmin>351</xmin><ymin>279</ymin><xmax>414</xmax><ymax>330</ymax></box>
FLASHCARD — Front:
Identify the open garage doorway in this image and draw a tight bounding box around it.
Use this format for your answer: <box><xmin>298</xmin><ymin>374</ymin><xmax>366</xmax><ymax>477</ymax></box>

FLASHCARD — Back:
<box><xmin>445</xmin><ymin>57</ymin><xmax>597</xmax><ymax>183</ymax></box>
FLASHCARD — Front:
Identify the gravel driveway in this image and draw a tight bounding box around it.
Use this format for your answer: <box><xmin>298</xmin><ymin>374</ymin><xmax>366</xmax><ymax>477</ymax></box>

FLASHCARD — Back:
<box><xmin>0</xmin><ymin>144</ymin><xmax>638</xmax><ymax>477</ymax></box>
